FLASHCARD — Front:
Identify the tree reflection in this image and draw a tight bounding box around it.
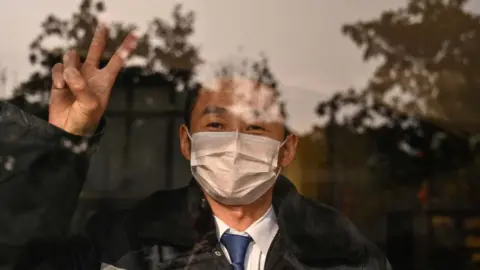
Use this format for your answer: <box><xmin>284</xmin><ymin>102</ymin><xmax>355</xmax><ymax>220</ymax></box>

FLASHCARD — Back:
<box><xmin>342</xmin><ymin>0</ymin><xmax>480</xmax><ymax>130</ymax></box>
<box><xmin>11</xmin><ymin>0</ymin><xmax>201</xmax><ymax>117</ymax></box>
<box><xmin>314</xmin><ymin>1</ymin><xmax>480</xmax><ymax>268</ymax></box>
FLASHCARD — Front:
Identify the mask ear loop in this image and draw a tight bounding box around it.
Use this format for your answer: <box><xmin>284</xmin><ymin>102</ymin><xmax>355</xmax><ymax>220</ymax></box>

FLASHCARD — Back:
<box><xmin>186</xmin><ymin>129</ymin><xmax>195</xmax><ymax>162</ymax></box>
<box><xmin>279</xmin><ymin>137</ymin><xmax>288</xmax><ymax>148</ymax></box>
<box><xmin>186</xmin><ymin>129</ymin><xmax>193</xmax><ymax>141</ymax></box>
<box><xmin>271</xmin><ymin>136</ymin><xmax>288</xmax><ymax>164</ymax></box>
<box><xmin>273</xmin><ymin>138</ymin><xmax>285</xmax><ymax>179</ymax></box>
<box><xmin>273</xmin><ymin>136</ymin><xmax>289</xmax><ymax>177</ymax></box>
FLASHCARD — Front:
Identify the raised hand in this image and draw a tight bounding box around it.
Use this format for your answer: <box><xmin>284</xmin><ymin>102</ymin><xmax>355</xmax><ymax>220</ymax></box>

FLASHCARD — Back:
<box><xmin>48</xmin><ymin>24</ymin><xmax>138</xmax><ymax>135</ymax></box>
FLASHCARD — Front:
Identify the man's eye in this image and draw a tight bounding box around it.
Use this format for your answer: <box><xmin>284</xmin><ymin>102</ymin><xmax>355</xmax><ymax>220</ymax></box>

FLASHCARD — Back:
<box><xmin>247</xmin><ymin>125</ymin><xmax>265</xmax><ymax>131</ymax></box>
<box><xmin>206</xmin><ymin>122</ymin><xmax>223</xmax><ymax>129</ymax></box>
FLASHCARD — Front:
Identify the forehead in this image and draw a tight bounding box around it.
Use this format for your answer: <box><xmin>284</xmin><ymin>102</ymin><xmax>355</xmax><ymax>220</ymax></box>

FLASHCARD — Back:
<box><xmin>196</xmin><ymin>87</ymin><xmax>235</xmax><ymax>106</ymax></box>
<box><xmin>192</xmin><ymin>78</ymin><xmax>284</xmax><ymax>123</ymax></box>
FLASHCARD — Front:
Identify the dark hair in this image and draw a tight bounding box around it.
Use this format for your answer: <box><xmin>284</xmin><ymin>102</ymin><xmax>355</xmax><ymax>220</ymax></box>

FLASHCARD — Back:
<box><xmin>183</xmin><ymin>83</ymin><xmax>290</xmax><ymax>137</ymax></box>
<box><xmin>183</xmin><ymin>83</ymin><xmax>202</xmax><ymax>129</ymax></box>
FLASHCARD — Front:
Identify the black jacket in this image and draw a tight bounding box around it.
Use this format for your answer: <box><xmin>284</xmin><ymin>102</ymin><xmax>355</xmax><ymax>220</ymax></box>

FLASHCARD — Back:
<box><xmin>0</xmin><ymin>101</ymin><xmax>391</xmax><ymax>270</ymax></box>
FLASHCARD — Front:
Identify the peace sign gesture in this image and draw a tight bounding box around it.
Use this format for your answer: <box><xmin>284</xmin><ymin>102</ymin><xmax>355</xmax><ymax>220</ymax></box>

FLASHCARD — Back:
<box><xmin>48</xmin><ymin>24</ymin><xmax>138</xmax><ymax>135</ymax></box>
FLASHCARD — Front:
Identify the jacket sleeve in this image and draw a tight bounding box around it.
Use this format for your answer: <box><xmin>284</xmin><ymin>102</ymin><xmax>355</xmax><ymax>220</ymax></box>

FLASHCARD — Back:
<box><xmin>0</xmin><ymin>101</ymin><xmax>104</xmax><ymax>270</ymax></box>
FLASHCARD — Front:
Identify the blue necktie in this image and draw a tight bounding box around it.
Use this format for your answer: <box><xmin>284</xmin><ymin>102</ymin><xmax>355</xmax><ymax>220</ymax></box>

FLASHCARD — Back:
<box><xmin>221</xmin><ymin>233</ymin><xmax>253</xmax><ymax>270</ymax></box>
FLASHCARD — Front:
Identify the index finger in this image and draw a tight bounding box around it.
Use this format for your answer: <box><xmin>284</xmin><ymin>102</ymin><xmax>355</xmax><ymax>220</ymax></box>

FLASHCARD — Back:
<box><xmin>85</xmin><ymin>23</ymin><xmax>109</xmax><ymax>67</ymax></box>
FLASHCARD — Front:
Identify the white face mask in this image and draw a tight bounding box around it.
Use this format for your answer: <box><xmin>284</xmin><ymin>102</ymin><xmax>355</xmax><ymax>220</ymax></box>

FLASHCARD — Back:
<box><xmin>188</xmin><ymin>131</ymin><xmax>286</xmax><ymax>205</ymax></box>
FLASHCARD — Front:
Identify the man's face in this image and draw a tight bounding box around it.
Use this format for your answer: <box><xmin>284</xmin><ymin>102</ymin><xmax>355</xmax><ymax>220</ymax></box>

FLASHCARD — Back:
<box><xmin>179</xmin><ymin>78</ymin><xmax>298</xmax><ymax>168</ymax></box>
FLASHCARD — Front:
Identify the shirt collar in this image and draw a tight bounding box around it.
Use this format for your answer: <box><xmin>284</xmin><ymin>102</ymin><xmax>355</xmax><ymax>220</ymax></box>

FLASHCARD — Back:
<box><xmin>214</xmin><ymin>206</ymin><xmax>279</xmax><ymax>254</ymax></box>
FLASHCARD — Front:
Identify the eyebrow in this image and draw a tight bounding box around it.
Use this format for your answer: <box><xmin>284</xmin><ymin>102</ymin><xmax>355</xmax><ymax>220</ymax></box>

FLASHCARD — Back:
<box><xmin>201</xmin><ymin>105</ymin><xmax>228</xmax><ymax>116</ymax></box>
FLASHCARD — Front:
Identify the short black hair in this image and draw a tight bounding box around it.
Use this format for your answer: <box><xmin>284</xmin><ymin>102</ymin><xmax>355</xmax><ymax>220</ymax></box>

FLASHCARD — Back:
<box><xmin>183</xmin><ymin>83</ymin><xmax>202</xmax><ymax>130</ymax></box>
<box><xmin>183</xmin><ymin>83</ymin><xmax>290</xmax><ymax>137</ymax></box>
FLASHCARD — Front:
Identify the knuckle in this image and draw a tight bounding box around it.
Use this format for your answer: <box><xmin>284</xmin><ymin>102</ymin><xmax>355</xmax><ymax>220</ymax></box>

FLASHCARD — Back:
<box><xmin>91</xmin><ymin>37</ymin><xmax>101</xmax><ymax>45</ymax></box>
<box><xmin>116</xmin><ymin>47</ymin><xmax>130</xmax><ymax>61</ymax></box>
<box><xmin>85</xmin><ymin>99</ymin><xmax>100</xmax><ymax>111</ymax></box>
<box><xmin>72</xmin><ymin>81</ymin><xmax>86</xmax><ymax>90</ymax></box>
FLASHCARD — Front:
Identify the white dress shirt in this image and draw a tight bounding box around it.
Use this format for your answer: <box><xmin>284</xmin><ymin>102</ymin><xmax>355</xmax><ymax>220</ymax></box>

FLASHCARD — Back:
<box><xmin>214</xmin><ymin>206</ymin><xmax>279</xmax><ymax>270</ymax></box>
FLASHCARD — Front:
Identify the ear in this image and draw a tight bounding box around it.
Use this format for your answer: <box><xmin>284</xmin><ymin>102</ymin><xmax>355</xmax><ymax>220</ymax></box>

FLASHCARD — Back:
<box><xmin>279</xmin><ymin>134</ymin><xmax>298</xmax><ymax>167</ymax></box>
<box><xmin>179</xmin><ymin>124</ymin><xmax>191</xmax><ymax>160</ymax></box>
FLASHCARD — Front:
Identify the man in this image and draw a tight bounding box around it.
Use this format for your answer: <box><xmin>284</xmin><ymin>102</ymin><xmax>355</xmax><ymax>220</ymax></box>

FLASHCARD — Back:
<box><xmin>0</xmin><ymin>24</ymin><xmax>391</xmax><ymax>270</ymax></box>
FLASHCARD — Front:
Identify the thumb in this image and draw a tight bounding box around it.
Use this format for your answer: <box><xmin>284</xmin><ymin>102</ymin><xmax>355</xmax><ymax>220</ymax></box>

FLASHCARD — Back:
<box><xmin>63</xmin><ymin>67</ymin><xmax>99</xmax><ymax>112</ymax></box>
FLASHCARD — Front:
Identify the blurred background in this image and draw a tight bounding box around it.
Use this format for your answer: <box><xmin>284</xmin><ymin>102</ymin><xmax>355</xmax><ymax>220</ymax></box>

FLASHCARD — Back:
<box><xmin>1</xmin><ymin>0</ymin><xmax>480</xmax><ymax>269</ymax></box>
